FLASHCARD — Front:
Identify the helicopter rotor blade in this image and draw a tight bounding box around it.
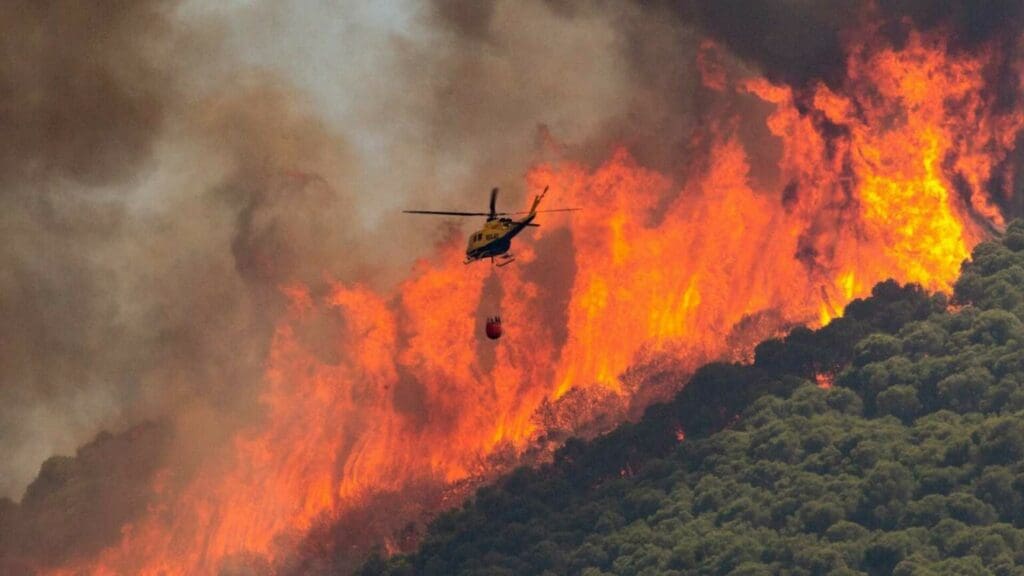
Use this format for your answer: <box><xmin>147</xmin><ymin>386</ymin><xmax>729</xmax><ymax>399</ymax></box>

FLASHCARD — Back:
<box><xmin>496</xmin><ymin>208</ymin><xmax>580</xmax><ymax>215</ymax></box>
<box><xmin>402</xmin><ymin>210</ymin><xmax>492</xmax><ymax>216</ymax></box>
<box><xmin>489</xmin><ymin>187</ymin><xmax>499</xmax><ymax>219</ymax></box>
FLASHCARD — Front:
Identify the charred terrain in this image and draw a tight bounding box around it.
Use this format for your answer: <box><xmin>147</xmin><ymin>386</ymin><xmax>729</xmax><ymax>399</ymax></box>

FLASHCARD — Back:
<box><xmin>3</xmin><ymin>1</ymin><xmax>1024</xmax><ymax>575</ymax></box>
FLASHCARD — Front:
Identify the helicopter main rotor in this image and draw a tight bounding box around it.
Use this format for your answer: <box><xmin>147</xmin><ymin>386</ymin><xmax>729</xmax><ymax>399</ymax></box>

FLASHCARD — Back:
<box><xmin>403</xmin><ymin>187</ymin><xmax>576</xmax><ymax>220</ymax></box>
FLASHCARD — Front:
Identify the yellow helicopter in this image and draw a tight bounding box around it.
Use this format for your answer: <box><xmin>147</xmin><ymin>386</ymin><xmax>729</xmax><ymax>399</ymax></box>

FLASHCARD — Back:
<box><xmin>404</xmin><ymin>186</ymin><xmax>576</xmax><ymax>266</ymax></box>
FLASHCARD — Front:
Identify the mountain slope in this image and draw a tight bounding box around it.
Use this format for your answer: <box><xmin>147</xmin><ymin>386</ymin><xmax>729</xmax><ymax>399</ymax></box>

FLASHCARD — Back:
<box><xmin>361</xmin><ymin>222</ymin><xmax>1024</xmax><ymax>576</ymax></box>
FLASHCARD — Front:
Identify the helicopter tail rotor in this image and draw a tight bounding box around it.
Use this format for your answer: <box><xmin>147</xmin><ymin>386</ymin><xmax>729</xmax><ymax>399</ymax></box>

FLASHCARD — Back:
<box><xmin>488</xmin><ymin>188</ymin><xmax>499</xmax><ymax>220</ymax></box>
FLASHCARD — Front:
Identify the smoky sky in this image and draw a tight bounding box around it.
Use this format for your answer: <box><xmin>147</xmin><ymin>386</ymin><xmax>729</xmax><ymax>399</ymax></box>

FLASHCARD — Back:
<box><xmin>683</xmin><ymin>0</ymin><xmax>1024</xmax><ymax>87</ymax></box>
<box><xmin>0</xmin><ymin>0</ymin><xmax>176</xmax><ymax>185</ymax></box>
<box><xmin>1</xmin><ymin>0</ymin><xmax>373</xmax><ymax>502</ymax></box>
<box><xmin>0</xmin><ymin>0</ymin><xmax>183</xmax><ymax>499</ymax></box>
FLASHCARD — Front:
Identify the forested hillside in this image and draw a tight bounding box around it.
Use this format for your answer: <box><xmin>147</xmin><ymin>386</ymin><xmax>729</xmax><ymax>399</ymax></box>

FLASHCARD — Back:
<box><xmin>362</xmin><ymin>222</ymin><xmax>1024</xmax><ymax>576</ymax></box>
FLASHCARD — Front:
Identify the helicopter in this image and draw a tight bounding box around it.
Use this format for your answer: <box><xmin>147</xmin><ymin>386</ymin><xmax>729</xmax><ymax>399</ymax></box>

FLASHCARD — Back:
<box><xmin>404</xmin><ymin>186</ymin><xmax>576</xmax><ymax>266</ymax></box>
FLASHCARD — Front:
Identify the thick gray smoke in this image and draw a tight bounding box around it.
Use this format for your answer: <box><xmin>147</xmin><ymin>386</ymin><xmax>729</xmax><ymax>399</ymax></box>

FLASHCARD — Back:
<box><xmin>0</xmin><ymin>0</ymin><xmax>183</xmax><ymax>500</ymax></box>
<box><xmin>645</xmin><ymin>0</ymin><xmax>1024</xmax><ymax>87</ymax></box>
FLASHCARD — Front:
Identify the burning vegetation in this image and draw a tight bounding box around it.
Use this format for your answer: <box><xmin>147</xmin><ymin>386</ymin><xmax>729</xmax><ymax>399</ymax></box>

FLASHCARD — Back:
<box><xmin>3</xmin><ymin>1</ymin><xmax>1024</xmax><ymax>574</ymax></box>
<box><xmin>362</xmin><ymin>224</ymin><xmax>1024</xmax><ymax>575</ymax></box>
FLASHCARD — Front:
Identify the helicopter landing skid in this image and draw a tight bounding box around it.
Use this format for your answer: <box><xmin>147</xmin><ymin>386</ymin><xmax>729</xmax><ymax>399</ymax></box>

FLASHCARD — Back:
<box><xmin>495</xmin><ymin>255</ymin><xmax>516</xmax><ymax>267</ymax></box>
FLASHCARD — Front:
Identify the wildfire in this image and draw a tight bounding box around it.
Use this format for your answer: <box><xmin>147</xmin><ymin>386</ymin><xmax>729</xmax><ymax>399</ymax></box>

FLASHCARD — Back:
<box><xmin>43</xmin><ymin>23</ymin><xmax>1023</xmax><ymax>576</ymax></box>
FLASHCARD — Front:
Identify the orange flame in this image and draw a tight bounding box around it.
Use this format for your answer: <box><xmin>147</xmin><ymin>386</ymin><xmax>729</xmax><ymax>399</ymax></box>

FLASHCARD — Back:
<box><xmin>42</xmin><ymin>26</ymin><xmax>1023</xmax><ymax>575</ymax></box>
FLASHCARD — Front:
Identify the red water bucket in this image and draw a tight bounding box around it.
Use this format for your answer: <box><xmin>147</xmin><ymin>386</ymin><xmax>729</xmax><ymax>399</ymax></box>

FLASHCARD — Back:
<box><xmin>485</xmin><ymin>316</ymin><xmax>502</xmax><ymax>340</ymax></box>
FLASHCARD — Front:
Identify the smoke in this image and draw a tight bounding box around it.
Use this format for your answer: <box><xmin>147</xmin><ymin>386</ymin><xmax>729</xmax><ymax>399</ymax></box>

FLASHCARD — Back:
<box><xmin>0</xmin><ymin>0</ymin><xmax>363</xmax><ymax>503</ymax></box>
<box><xmin>0</xmin><ymin>0</ymin><xmax>177</xmax><ymax>185</ymax></box>
<box><xmin>0</xmin><ymin>0</ymin><xmax>183</xmax><ymax>500</ymax></box>
<box><xmin>641</xmin><ymin>0</ymin><xmax>1024</xmax><ymax>88</ymax></box>
<box><xmin>0</xmin><ymin>1</ymin><xmax>390</xmax><ymax>565</ymax></box>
